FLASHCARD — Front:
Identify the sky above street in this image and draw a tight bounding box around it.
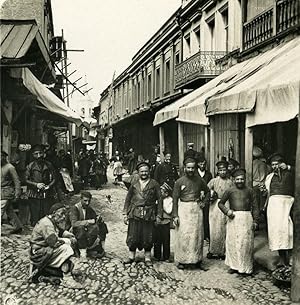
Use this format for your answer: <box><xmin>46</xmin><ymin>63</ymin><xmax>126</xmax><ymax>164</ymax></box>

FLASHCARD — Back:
<box><xmin>52</xmin><ymin>0</ymin><xmax>181</xmax><ymax>106</ymax></box>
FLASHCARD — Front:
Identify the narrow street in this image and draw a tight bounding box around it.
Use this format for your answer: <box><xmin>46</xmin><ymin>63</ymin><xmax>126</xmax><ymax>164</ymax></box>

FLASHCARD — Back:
<box><xmin>0</xmin><ymin>171</ymin><xmax>292</xmax><ymax>305</ymax></box>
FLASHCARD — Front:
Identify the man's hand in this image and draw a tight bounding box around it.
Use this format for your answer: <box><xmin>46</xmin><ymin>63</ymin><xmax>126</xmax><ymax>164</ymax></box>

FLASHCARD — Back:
<box><xmin>173</xmin><ymin>216</ymin><xmax>179</xmax><ymax>227</ymax></box>
<box><xmin>252</xmin><ymin>222</ymin><xmax>259</xmax><ymax>231</ymax></box>
<box><xmin>227</xmin><ymin>210</ymin><xmax>235</xmax><ymax>219</ymax></box>
<box><xmin>36</xmin><ymin>183</ymin><xmax>46</xmax><ymax>190</ymax></box>
<box><xmin>279</xmin><ymin>163</ymin><xmax>288</xmax><ymax>170</ymax></box>
<box><xmin>198</xmin><ymin>201</ymin><xmax>205</xmax><ymax>209</ymax></box>
<box><xmin>123</xmin><ymin>215</ymin><xmax>129</xmax><ymax>225</ymax></box>
<box><xmin>54</xmin><ymin>239</ymin><xmax>65</xmax><ymax>248</ymax></box>
<box><xmin>155</xmin><ymin>216</ymin><xmax>162</xmax><ymax>225</ymax></box>
<box><xmin>87</xmin><ymin>219</ymin><xmax>95</xmax><ymax>224</ymax></box>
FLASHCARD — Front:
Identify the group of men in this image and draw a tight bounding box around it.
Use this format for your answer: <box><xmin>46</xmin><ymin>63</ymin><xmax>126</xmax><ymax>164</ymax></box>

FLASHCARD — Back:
<box><xmin>122</xmin><ymin>143</ymin><xmax>295</xmax><ymax>275</ymax></box>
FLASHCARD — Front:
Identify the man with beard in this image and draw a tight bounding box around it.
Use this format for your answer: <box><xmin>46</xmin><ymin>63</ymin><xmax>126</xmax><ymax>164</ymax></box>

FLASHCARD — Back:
<box><xmin>172</xmin><ymin>157</ymin><xmax>209</xmax><ymax>270</ymax></box>
<box><xmin>29</xmin><ymin>203</ymin><xmax>82</xmax><ymax>288</ymax></box>
<box><xmin>123</xmin><ymin>161</ymin><xmax>162</xmax><ymax>266</ymax></box>
<box><xmin>218</xmin><ymin>169</ymin><xmax>259</xmax><ymax>275</ymax></box>
<box><xmin>205</xmin><ymin>160</ymin><xmax>233</xmax><ymax>259</ymax></box>
<box><xmin>197</xmin><ymin>156</ymin><xmax>213</xmax><ymax>242</ymax></box>
<box><xmin>264</xmin><ymin>153</ymin><xmax>294</xmax><ymax>267</ymax></box>
<box><xmin>154</xmin><ymin>152</ymin><xmax>178</xmax><ymax>188</ymax></box>
<box><xmin>25</xmin><ymin>144</ymin><xmax>56</xmax><ymax>226</ymax></box>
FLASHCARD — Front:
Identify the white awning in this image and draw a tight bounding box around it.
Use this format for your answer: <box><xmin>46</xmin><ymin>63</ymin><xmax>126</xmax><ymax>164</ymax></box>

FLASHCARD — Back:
<box><xmin>10</xmin><ymin>68</ymin><xmax>83</xmax><ymax>126</ymax></box>
<box><xmin>205</xmin><ymin>36</ymin><xmax>300</xmax><ymax>127</ymax></box>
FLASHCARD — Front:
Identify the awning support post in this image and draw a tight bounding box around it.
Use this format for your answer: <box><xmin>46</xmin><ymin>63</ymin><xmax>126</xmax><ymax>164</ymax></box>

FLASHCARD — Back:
<box><xmin>244</xmin><ymin>127</ymin><xmax>253</xmax><ymax>188</ymax></box>
<box><xmin>209</xmin><ymin>118</ymin><xmax>215</xmax><ymax>176</ymax></box>
<box><xmin>178</xmin><ymin>122</ymin><xmax>184</xmax><ymax>168</ymax></box>
<box><xmin>159</xmin><ymin>126</ymin><xmax>165</xmax><ymax>162</ymax></box>
<box><xmin>291</xmin><ymin>92</ymin><xmax>300</xmax><ymax>302</ymax></box>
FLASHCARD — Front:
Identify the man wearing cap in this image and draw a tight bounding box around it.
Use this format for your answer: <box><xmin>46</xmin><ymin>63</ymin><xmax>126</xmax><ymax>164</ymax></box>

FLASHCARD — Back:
<box><xmin>68</xmin><ymin>191</ymin><xmax>108</xmax><ymax>259</ymax></box>
<box><xmin>252</xmin><ymin>146</ymin><xmax>269</xmax><ymax>212</ymax></box>
<box><xmin>264</xmin><ymin>153</ymin><xmax>294</xmax><ymax>266</ymax></box>
<box><xmin>25</xmin><ymin>144</ymin><xmax>56</xmax><ymax>226</ymax></box>
<box><xmin>123</xmin><ymin>161</ymin><xmax>162</xmax><ymax>266</ymax></box>
<box><xmin>184</xmin><ymin>143</ymin><xmax>197</xmax><ymax>160</ymax></box>
<box><xmin>172</xmin><ymin>157</ymin><xmax>209</xmax><ymax>270</ymax></box>
<box><xmin>1</xmin><ymin>151</ymin><xmax>23</xmax><ymax>234</ymax></box>
<box><xmin>197</xmin><ymin>156</ymin><xmax>213</xmax><ymax>242</ymax></box>
<box><xmin>205</xmin><ymin>160</ymin><xmax>233</xmax><ymax>259</ymax></box>
<box><xmin>153</xmin><ymin>152</ymin><xmax>178</xmax><ymax>188</ymax></box>
<box><xmin>218</xmin><ymin>168</ymin><xmax>259</xmax><ymax>275</ymax></box>
<box><xmin>29</xmin><ymin>203</ymin><xmax>82</xmax><ymax>288</ymax></box>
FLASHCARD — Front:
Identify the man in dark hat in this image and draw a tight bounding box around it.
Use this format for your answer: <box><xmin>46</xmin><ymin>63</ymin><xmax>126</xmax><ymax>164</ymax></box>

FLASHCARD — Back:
<box><xmin>1</xmin><ymin>151</ymin><xmax>23</xmax><ymax>234</ymax></box>
<box><xmin>197</xmin><ymin>156</ymin><xmax>213</xmax><ymax>242</ymax></box>
<box><xmin>228</xmin><ymin>158</ymin><xmax>240</xmax><ymax>179</ymax></box>
<box><xmin>184</xmin><ymin>143</ymin><xmax>198</xmax><ymax>160</ymax></box>
<box><xmin>123</xmin><ymin>161</ymin><xmax>162</xmax><ymax>266</ymax></box>
<box><xmin>205</xmin><ymin>160</ymin><xmax>233</xmax><ymax>259</ymax></box>
<box><xmin>25</xmin><ymin>144</ymin><xmax>56</xmax><ymax>226</ymax></box>
<box><xmin>218</xmin><ymin>168</ymin><xmax>259</xmax><ymax>275</ymax></box>
<box><xmin>153</xmin><ymin>152</ymin><xmax>178</xmax><ymax>188</ymax></box>
<box><xmin>172</xmin><ymin>157</ymin><xmax>209</xmax><ymax>270</ymax></box>
<box><xmin>264</xmin><ymin>153</ymin><xmax>294</xmax><ymax>266</ymax></box>
<box><xmin>68</xmin><ymin>191</ymin><xmax>108</xmax><ymax>259</ymax></box>
<box><xmin>29</xmin><ymin>202</ymin><xmax>82</xmax><ymax>287</ymax></box>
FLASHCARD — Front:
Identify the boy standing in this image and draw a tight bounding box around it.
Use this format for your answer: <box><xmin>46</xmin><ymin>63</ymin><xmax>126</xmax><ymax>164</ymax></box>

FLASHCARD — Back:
<box><xmin>153</xmin><ymin>182</ymin><xmax>173</xmax><ymax>262</ymax></box>
<box><xmin>218</xmin><ymin>169</ymin><xmax>259</xmax><ymax>275</ymax></box>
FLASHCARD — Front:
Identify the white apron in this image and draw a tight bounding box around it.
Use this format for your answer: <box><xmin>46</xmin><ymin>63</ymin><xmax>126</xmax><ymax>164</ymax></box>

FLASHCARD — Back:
<box><xmin>209</xmin><ymin>199</ymin><xmax>228</xmax><ymax>256</ymax></box>
<box><xmin>175</xmin><ymin>200</ymin><xmax>203</xmax><ymax>264</ymax></box>
<box><xmin>225</xmin><ymin>211</ymin><xmax>254</xmax><ymax>274</ymax></box>
<box><xmin>267</xmin><ymin>195</ymin><xmax>294</xmax><ymax>251</ymax></box>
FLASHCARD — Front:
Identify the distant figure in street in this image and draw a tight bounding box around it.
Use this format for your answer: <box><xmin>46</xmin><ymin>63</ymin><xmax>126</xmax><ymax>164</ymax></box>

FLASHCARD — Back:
<box><xmin>205</xmin><ymin>160</ymin><xmax>233</xmax><ymax>259</ymax></box>
<box><xmin>92</xmin><ymin>153</ymin><xmax>107</xmax><ymax>189</ymax></box>
<box><xmin>153</xmin><ymin>152</ymin><xmax>178</xmax><ymax>188</ymax></box>
<box><xmin>126</xmin><ymin>148</ymin><xmax>137</xmax><ymax>175</ymax></box>
<box><xmin>123</xmin><ymin>161</ymin><xmax>162</xmax><ymax>266</ymax></box>
<box><xmin>172</xmin><ymin>157</ymin><xmax>209</xmax><ymax>270</ymax></box>
<box><xmin>197</xmin><ymin>156</ymin><xmax>213</xmax><ymax>242</ymax></box>
<box><xmin>78</xmin><ymin>152</ymin><xmax>91</xmax><ymax>189</ymax></box>
<box><xmin>153</xmin><ymin>182</ymin><xmax>173</xmax><ymax>262</ymax></box>
<box><xmin>218</xmin><ymin>169</ymin><xmax>259</xmax><ymax>275</ymax></box>
<box><xmin>57</xmin><ymin>149</ymin><xmax>74</xmax><ymax>193</ymax></box>
<box><xmin>68</xmin><ymin>191</ymin><xmax>108</xmax><ymax>259</ymax></box>
<box><xmin>149</xmin><ymin>145</ymin><xmax>160</xmax><ymax>167</ymax></box>
<box><xmin>264</xmin><ymin>153</ymin><xmax>294</xmax><ymax>266</ymax></box>
<box><xmin>29</xmin><ymin>203</ymin><xmax>82</xmax><ymax>288</ymax></box>
<box><xmin>184</xmin><ymin>143</ymin><xmax>197</xmax><ymax>161</ymax></box>
<box><xmin>110</xmin><ymin>151</ymin><xmax>124</xmax><ymax>184</ymax></box>
<box><xmin>25</xmin><ymin>144</ymin><xmax>56</xmax><ymax>226</ymax></box>
<box><xmin>227</xmin><ymin>158</ymin><xmax>240</xmax><ymax>179</ymax></box>
<box><xmin>1</xmin><ymin>151</ymin><xmax>23</xmax><ymax>234</ymax></box>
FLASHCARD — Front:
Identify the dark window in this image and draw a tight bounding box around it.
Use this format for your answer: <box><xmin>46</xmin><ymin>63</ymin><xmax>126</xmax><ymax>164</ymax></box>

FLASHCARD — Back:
<box><xmin>155</xmin><ymin>68</ymin><xmax>160</xmax><ymax>98</ymax></box>
<box><xmin>165</xmin><ymin>60</ymin><xmax>170</xmax><ymax>93</ymax></box>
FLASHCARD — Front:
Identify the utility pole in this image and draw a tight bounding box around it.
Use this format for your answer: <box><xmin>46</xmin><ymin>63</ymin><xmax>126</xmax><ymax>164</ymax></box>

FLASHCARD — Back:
<box><xmin>291</xmin><ymin>97</ymin><xmax>300</xmax><ymax>302</ymax></box>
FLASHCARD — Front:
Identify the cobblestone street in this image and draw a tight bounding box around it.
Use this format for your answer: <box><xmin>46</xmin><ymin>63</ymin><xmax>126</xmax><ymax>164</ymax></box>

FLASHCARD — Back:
<box><xmin>0</xmin><ymin>174</ymin><xmax>292</xmax><ymax>305</ymax></box>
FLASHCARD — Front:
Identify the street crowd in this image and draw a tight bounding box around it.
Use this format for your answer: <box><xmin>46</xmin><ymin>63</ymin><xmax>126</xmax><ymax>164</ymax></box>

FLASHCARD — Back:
<box><xmin>0</xmin><ymin>142</ymin><xmax>295</xmax><ymax>288</ymax></box>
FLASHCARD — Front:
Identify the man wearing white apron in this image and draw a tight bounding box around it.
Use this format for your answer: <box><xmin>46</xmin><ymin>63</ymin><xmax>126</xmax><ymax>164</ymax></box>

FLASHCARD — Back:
<box><xmin>172</xmin><ymin>157</ymin><xmax>209</xmax><ymax>270</ymax></box>
<box><xmin>264</xmin><ymin>153</ymin><xmax>294</xmax><ymax>266</ymax></box>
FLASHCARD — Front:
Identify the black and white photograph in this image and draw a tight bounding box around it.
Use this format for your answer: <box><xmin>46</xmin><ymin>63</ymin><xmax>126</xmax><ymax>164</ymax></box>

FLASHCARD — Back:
<box><xmin>1</xmin><ymin>0</ymin><xmax>300</xmax><ymax>304</ymax></box>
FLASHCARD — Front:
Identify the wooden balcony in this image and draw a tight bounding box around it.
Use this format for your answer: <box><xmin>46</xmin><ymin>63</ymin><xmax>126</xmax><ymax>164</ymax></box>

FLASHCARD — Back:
<box><xmin>243</xmin><ymin>0</ymin><xmax>300</xmax><ymax>51</ymax></box>
<box><xmin>175</xmin><ymin>51</ymin><xmax>227</xmax><ymax>89</ymax></box>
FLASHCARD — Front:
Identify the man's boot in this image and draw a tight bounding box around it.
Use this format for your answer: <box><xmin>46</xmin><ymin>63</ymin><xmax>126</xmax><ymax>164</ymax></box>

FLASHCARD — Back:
<box><xmin>123</xmin><ymin>250</ymin><xmax>135</xmax><ymax>264</ymax></box>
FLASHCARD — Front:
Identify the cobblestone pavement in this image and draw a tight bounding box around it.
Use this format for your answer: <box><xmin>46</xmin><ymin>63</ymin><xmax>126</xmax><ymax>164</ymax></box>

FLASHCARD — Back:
<box><xmin>0</xmin><ymin>172</ymin><xmax>292</xmax><ymax>305</ymax></box>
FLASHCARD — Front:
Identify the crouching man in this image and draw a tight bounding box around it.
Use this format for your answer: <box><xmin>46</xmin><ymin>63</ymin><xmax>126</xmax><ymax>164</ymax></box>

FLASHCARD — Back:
<box><xmin>68</xmin><ymin>191</ymin><xmax>108</xmax><ymax>259</ymax></box>
<box><xmin>29</xmin><ymin>203</ymin><xmax>82</xmax><ymax>288</ymax></box>
<box><xmin>218</xmin><ymin>169</ymin><xmax>259</xmax><ymax>275</ymax></box>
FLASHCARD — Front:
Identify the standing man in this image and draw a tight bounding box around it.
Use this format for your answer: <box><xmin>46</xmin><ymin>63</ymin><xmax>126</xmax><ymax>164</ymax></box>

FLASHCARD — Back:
<box><xmin>218</xmin><ymin>169</ymin><xmax>259</xmax><ymax>275</ymax></box>
<box><xmin>154</xmin><ymin>152</ymin><xmax>178</xmax><ymax>188</ymax></box>
<box><xmin>205</xmin><ymin>160</ymin><xmax>233</xmax><ymax>259</ymax></box>
<box><xmin>127</xmin><ymin>148</ymin><xmax>137</xmax><ymax>175</ymax></box>
<box><xmin>265</xmin><ymin>153</ymin><xmax>294</xmax><ymax>266</ymax></box>
<box><xmin>228</xmin><ymin>158</ymin><xmax>240</xmax><ymax>179</ymax></box>
<box><xmin>25</xmin><ymin>144</ymin><xmax>56</xmax><ymax>226</ymax></box>
<box><xmin>172</xmin><ymin>157</ymin><xmax>209</xmax><ymax>270</ymax></box>
<box><xmin>123</xmin><ymin>162</ymin><xmax>162</xmax><ymax>266</ymax></box>
<box><xmin>197</xmin><ymin>156</ymin><xmax>213</xmax><ymax>242</ymax></box>
<box><xmin>184</xmin><ymin>143</ymin><xmax>197</xmax><ymax>160</ymax></box>
<box><xmin>1</xmin><ymin>151</ymin><xmax>23</xmax><ymax>234</ymax></box>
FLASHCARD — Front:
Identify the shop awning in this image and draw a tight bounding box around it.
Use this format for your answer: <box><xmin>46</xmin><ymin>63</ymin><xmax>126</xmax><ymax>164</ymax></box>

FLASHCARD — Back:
<box><xmin>10</xmin><ymin>68</ymin><xmax>83</xmax><ymax>126</ymax></box>
<box><xmin>205</xmin><ymin>36</ymin><xmax>300</xmax><ymax>126</ymax></box>
<box><xmin>1</xmin><ymin>20</ymin><xmax>56</xmax><ymax>81</ymax></box>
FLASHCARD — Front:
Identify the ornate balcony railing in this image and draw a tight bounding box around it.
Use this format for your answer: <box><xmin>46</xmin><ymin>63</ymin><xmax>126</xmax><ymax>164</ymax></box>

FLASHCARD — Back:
<box><xmin>175</xmin><ymin>51</ymin><xmax>227</xmax><ymax>88</ymax></box>
<box><xmin>243</xmin><ymin>0</ymin><xmax>300</xmax><ymax>51</ymax></box>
